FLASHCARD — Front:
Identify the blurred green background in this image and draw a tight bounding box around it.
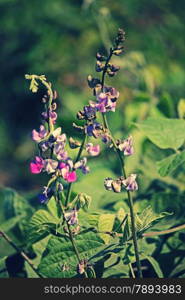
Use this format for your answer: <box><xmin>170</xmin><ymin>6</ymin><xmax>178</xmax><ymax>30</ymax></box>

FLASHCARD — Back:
<box><xmin>0</xmin><ymin>0</ymin><xmax>185</xmax><ymax>277</ymax></box>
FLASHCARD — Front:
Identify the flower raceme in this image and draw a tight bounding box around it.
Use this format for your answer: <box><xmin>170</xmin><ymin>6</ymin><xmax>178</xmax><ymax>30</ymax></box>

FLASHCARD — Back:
<box><xmin>104</xmin><ymin>174</ymin><xmax>138</xmax><ymax>193</ymax></box>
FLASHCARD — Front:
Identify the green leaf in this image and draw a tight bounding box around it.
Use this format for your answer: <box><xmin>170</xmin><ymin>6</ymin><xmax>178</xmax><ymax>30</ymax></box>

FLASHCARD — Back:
<box><xmin>135</xmin><ymin>117</ymin><xmax>185</xmax><ymax>150</ymax></box>
<box><xmin>157</xmin><ymin>151</ymin><xmax>185</xmax><ymax>177</ymax></box>
<box><xmin>102</xmin><ymin>253</ymin><xmax>129</xmax><ymax>278</ymax></box>
<box><xmin>0</xmin><ymin>256</ymin><xmax>8</xmax><ymax>278</ymax></box>
<box><xmin>0</xmin><ymin>214</ymin><xmax>25</xmax><ymax>232</ymax></box>
<box><xmin>98</xmin><ymin>214</ymin><xmax>115</xmax><ymax>244</ymax></box>
<box><xmin>27</xmin><ymin>209</ymin><xmax>59</xmax><ymax>245</ymax></box>
<box><xmin>3</xmin><ymin>188</ymin><xmax>34</xmax><ymax>235</ymax></box>
<box><xmin>141</xmin><ymin>255</ymin><xmax>163</xmax><ymax>278</ymax></box>
<box><xmin>38</xmin><ymin>231</ymin><xmax>105</xmax><ymax>278</ymax></box>
<box><xmin>25</xmin><ymin>236</ymin><xmax>50</xmax><ymax>278</ymax></box>
<box><xmin>137</xmin><ymin>206</ymin><xmax>171</xmax><ymax>234</ymax></box>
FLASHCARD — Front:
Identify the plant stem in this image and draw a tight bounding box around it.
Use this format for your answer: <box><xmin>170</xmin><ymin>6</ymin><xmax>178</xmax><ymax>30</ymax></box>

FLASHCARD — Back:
<box><xmin>101</xmin><ymin>113</ymin><xmax>143</xmax><ymax>278</ymax></box>
<box><xmin>56</xmin><ymin>191</ymin><xmax>88</xmax><ymax>278</ymax></box>
<box><xmin>65</xmin><ymin>133</ymin><xmax>87</xmax><ymax>207</ymax></box>
<box><xmin>0</xmin><ymin>230</ymin><xmax>44</xmax><ymax>278</ymax></box>
<box><xmin>101</xmin><ymin>49</ymin><xmax>113</xmax><ymax>88</ymax></box>
<box><xmin>143</xmin><ymin>224</ymin><xmax>185</xmax><ymax>237</ymax></box>
<box><xmin>129</xmin><ymin>263</ymin><xmax>135</xmax><ymax>278</ymax></box>
<box><xmin>99</xmin><ymin>47</ymin><xmax>143</xmax><ymax>277</ymax></box>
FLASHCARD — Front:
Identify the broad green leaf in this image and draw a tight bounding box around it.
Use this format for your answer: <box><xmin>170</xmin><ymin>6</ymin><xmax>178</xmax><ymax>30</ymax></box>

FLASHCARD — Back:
<box><xmin>137</xmin><ymin>206</ymin><xmax>171</xmax><ymax>234</ymax></box>
<box><xmin>135</xmin><ymin>118</ymin><xmax>185</xmax><ymax>150</ymax></box>
<box><xmin>38</xmin><ymin>231</ymin><xmax>105</xmax><ymax>278</ymax></box>
<box><xmin>178</xmin><ymin>98</ymin><xmax>185</xmax><ymax>119</ymax></box>
<box><xmin>0</xmin><ymin>256</ymin><xmax>8</xmax><ymax>278</ymax></box>
<box><xmin>47</xmin><ymin>196</ymin><xmax>62</xmax><ymax>219</ymax></box>
<box><xmin>98</xmin><ymin>214</ymin><xmax>115</xmax><ymax>244</ymax></box>
<box><xmin>141</xmin><ymin>255</ymin><xmax>163</xmax><ymax>278</ymax></box>
<box><xmin>0</xmin><ymin>214</ymin><xmax>25</xmax><ymax>232</ymax></box>
<box><xmin>25</xmin><ymin>236</ymin><xmax>50</xmax><ymax>278</ymax></box>
<box><xmin>157</xmin><ymin>151</ymin><xmax>185</xmax><ymax>177</ymax></box>
<box><xmin>3</xmin><ymin>188</ymin><xmax>34</xmax><ymax>235</ymax></box>
<box><xmin>102</xmin><ymin>253</ymin><xmax>129</xmax><ymax>278</ymax></box>
<box><xmin>27</xmin><ymin>209</ymin><xmax>59</xmax><ymax>245</ymax></box>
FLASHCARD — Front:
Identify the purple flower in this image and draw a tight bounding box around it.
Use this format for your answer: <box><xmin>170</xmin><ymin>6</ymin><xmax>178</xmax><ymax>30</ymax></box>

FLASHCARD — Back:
<box><xmin>101</xmin><ymin>131</ymin><xmax>111</xmax><ymax>144</ymax></box>
<box><xmin>32</xmin><ymin>125</ymin><xmax>47</xmax><ymax>142</ymax></box>
<box><xmin>38</xmin><ymin>186</ymin><xmax>53</xmax><ymax>204</ymax></box>
<box><xmin>118</xmin><ymin>136</ymin><xmax>134</xmax><ymax>156</ymax></box>
<box><xmin>85</xmin><ymin>121</ymin><xmax>102</xmax><ymax>138</ymax></box>
<box><xmin>74</xmin><ymin>157</ymin><xmax>90</xmax><ymax>174</ymax></box>
<box><xmin>54</xmin><ymin>143</ymin><xmax>68</xmax><ymax>161</ymax></box>
<box><xmin>42</xmin><ymin>111</ymin><xmax>57</xmax><ymax>124</ymax></box>
<box><xmin>86</xmin><ymin>143</ymin><xmax>100</xmax><ymax>156</ymax></box>
<box><xmin>94</xmin><ymin>86</ymin><xmax>119</xmax><ymax>113</ymax></box>
<box><xmin>121</xmin><ymin>174</ymin><xmax>138</xmax><ymax>191</ymax></box>
<box><xmin>65</xmin><ymin>209</ymin><xmax>78</xmax><ymax>225</ymax></box>
<box><xmin>44</xmin><ymin>159</ymin><xmax>58</xmax><ymax>174</ymax></box>
<box><xmin>77</xmin><ymin>105</ymin><xmax>97</xmax><ymax>121</ymax></box>
<box><xmin>77</xmin><ymin>260</ymin><xmax>86</xmax><ymax>274</ymax></box>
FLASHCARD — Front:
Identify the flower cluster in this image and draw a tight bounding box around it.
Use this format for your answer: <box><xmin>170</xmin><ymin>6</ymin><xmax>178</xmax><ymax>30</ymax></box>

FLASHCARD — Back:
<box><xmin>27</xmin><ymin>75</ymin><xmax>100</xmax><ymax>204</ymax></box>
<box><xmin>81</xmin><ymin>28</ymin><xmax>138</xmax><ymax>193</ymax></box>
<box><xmin>104</xmin><ymin>174</ymin><xmax>138</xmax><ymax>193</ymax></box>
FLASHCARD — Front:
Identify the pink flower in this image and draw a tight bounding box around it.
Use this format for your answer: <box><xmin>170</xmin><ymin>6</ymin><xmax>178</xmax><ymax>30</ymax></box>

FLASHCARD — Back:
<box><xmin>58</xmin><ymin>162</ymin><xmax>77</xmax><ymax>183</ymax></box>
<box><xmin>65</xmin><ymin>209</ymin><xmax>78</xmax><ymax>225</ymax></box>
<box><xmin>65</xmin><ymin>171</ymin><xmax>77</xmax><ymax>183</ymax></box>
<box><xmin>86</xmin><ymin>143</ymin><xmax>100</xmax><ymax>156</ymax></box>
<box><xmin>30</xmin><ymin>156</ymin><xmax>44</xmax><ymax>174</ymax></box>
<box><xmin>32</xmin><ymin>125</ymin><xmax>47</xmax><ymax>142</ymax></box>
<box><xmin>121</xmin><ymin>174</ymin><xmax>138</xmax><ymax>191</ymax></box>
<box><xmin>118</xmin><ymin>136</ymin><xmax>134</xmax><ymax>156</ymax></box>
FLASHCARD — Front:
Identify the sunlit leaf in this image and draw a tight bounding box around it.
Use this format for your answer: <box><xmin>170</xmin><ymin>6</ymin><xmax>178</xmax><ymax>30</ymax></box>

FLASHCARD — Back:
<box><xmin>135</xmin><ymin>118</ymin><xmax>185</xmax><ymax>150</ymax></box>
<box><xmin>157</xmin><ymin>151</ymin><xmax>185</xmax><ymax>177</ymax></box>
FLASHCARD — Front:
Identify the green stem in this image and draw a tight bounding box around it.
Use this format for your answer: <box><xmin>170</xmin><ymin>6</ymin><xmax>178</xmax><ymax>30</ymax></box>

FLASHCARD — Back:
<box><xmin>101</xmin><ymin>49</ymin><xmax>113</xmax><ymax>88</ymax></box>
<box><xmin>0</xmin><ymin>230</ymin><xmax>44</xmax><ymax>278</ymax></box>
<box><xmin>99</xmin><ymin>48</ymin><xmax>142</xmax><ymax>276</ymax></box>
<box><xmin>129</xmin><ymin>263</ymin><xmax>135</xmax><ymax>278</ymax></box>
<box><xmin>65</xmin><ymin>133</ymin><xmax>87</xmax><ymax>207</ymax></box>
<box><xmin>101</xmin><ymin>113</ymin><xmax>143</xmax><ymax>278</ymax></box>
<box><xmin>56</xmin><ymin>188</ymin><xmax>88</xmax><ymax>278</ymax></box>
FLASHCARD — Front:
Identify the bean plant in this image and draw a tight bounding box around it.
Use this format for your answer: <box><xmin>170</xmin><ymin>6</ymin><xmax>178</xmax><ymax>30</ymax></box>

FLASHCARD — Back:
<box><xmin>1</xmin><ymin>29</ymin><xmax>185</xmax><ymax>279</ymax></box>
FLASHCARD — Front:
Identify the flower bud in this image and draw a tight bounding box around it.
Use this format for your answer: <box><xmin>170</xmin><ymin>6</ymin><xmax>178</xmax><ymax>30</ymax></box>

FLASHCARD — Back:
<box><xmin>75</xmin><ymin>192</ymin><xmax>91</xmax><ymax>211</ymax></box>
<box><xmin>107</xmin><ymin>70</ymin><xmax>116</xmax><ymax>77</ymax></box>
<box><xmin>96</xmin><ymin>61</ymin><xmax>104</xmax><ymax>72</ymax></box>
<box><xmin>77</xmin><ymin>110</ymin><xmax>85</xmax><ymax>120</ymax></box>
<box><xmin>53</xmin><ymin>90</ymin><xmax>58</xmax><ymax>100</ymax></box>
<box><xmin>51</xmin><ymin>102</ymin><xmax>57</xmax><ymax>110</ymax></box>
<box><xmin>93</xmin><ymin>84</ymin><xmax>102</xmax><ymax>97</ymax></box>
<box><xmin>104</xmin><ymin>177</ymin><xmax>113</xmax><ymax>191</ymax></box>
<box><xmin>69</xmin><ymin>137</ymin><xmax>81</xmax><ymax>149</ymax></box>
<box><xmin>96</xmin><ymin>52</ymin><xmax>106</xmax><ymax>61</ymax></box>
<box><xmin>87</xmin><ymin>75</ymin><xmax>101</xmax><ymax>88</ymax></box>
<box><xmin>110</xmin><ymin>64</ymin><xmax>120</xmax><ymax>72</ymax></box>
